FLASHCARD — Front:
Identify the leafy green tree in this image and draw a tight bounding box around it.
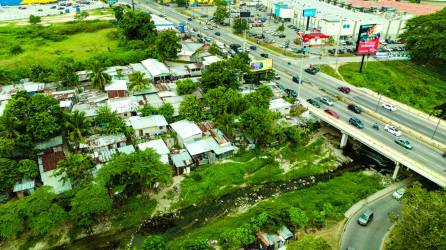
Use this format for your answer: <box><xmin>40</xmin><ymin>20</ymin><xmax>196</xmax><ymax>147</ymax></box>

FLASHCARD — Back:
<box><xmin>18</xmin><ymin>159</ymin><xmax>39</xmax><ymax>179</ymax></box>
<box><xmin>88</xmin><ymin>61</ymin><xmax>111</xmax><ymax>90</ymax></box>
<box><xmin>51</xmin><ymin>57</ymin><xmax>80</xmax><ymax>87</ymax></box>
<box><xmin>204</xmin><ymin>86</ymin><xmax>246</xmax><ymax>117</ymax></box>
<box><xmin>74</xmin><ymin>11</ymin><xmax>89</xmax><ymax>22</ymax></box>
<box><xmin>386</xmin><ymin>183</ymin><xmax>446</xmax><ymax>250</ymax></box>
<box><xmin>0</xmin><ymin>137</ymin><xmax>16</xmax><ymax>158</ymax></box>
<box><xmin>240</xmin><ymin>107</ymin><xmax>275</xmax><ymax>145</ymax></box>
<box><xmin>276</xmin><ymin>23</ymin><xmax>285</xmax><ymax>32</ymax></box>
<box><xmin>142</xmin><ymin>235</ymin><xmax>168</xmax><ymax>250</ymax></box>
<box><xmin>175</xmin><ymin>0</ymin><xmax>187</xmax><ymax>7</ymax></box>
<box><xmin>9</xmin><ymin>44</ymin><xmax>23</xmax><ymax>55</ymax></box>
<box><xmin>29</xmin><ymin>64</ymin><xmax>53</xmax><ymax>82</ymax></box>
<box><xmin>95</xmin><ymin>106</ymin><xmax>126</xmax><ymax>135</ymax></box>
<box><xmin>287</xmin><ymin>234</ymin><xmax>331</xmax><ymax>250</ymax></box>
<box><xmin>322</xmin><ymin>202</ymin><xmax>334</xmax><ymax>217</ymax></box>
<box><xmin>155</xmin><ymin>30</ymin><xmax>181</xmax><ymax>62</ymax></box>
<box><xmin>65</xmin><ymin>110</ymin><xmax>93</xmax><ymax>149</ymax></box>
<box><xmin>70</xmin><ymin>184</ymin><xmax>112</xmax><ymax>229</ymax></box>
<box><xmin>179</xmin><ymin>95</ymin><xmax>206</xmax><ymax>121</ymax></box>
<box><xmin>215</xmin><ymin>113</ymin><xmax>236</xmax><ymax>139</ymax></box>
<box><xmin>213</xmin><ymin>0</ymin><xmax>228</xmax><ymax>6</ymax></box>
<box><xmin>289</xmin><ymin>207</ymin><xmax>308</xmax><ymax>229</ymax></box>
<box><xmin>208</xmin><ymin>43</ymin><xmax>221</xmax><ymax>56</ymax></box>
<box><xmin>158</xmin><ymin>103</ymin><xmax>175</xmax><ymax>122</ymax></box>
<box><xmin>128</xmin><ymin>71</ymin><xmax>150</xmax><ymax>92</ymax></box>
<box><xmin>113</xmin><ymin>6</ymin><xmax>125</xmax><ymax>22</ymax></box>
<box><xmin>200</xmin><ymin>61</ymin><xmax>240</xmax><ymax>91</ymax></box>
<box><xmin>55</xmin><ymin>153</ymin><xmax>95</xmax><ymax>186</ymax></box>
<box><xmin>29</xmin><ymin>15</ymin><xmax>41</xmax><ymax>25</ymax></box>
<box><xmin>213</xmin><ymin>6</ymin><xmax>228</xmax><ymax>24</ymax></box>
<box><xmin>312</xmin><ymin>211</ymin><xmax>326</xmax><ymax>228</ymax></box>
<box><xmin>176</xmin><ymin>78</ymin><xmax>197</xmax><ymax>95</ymax></box>
<box><xmin>97</xmin><ymin>149</ymin><xmax>172</xmax><ymax>196</ymax></box>
<box><xmin>0</xmin><ymin>158</ymin><xmax>19</xmax><ymax>194</ymax></box>
<box><xmin>118</xmin><ymin>11</ymin><xmax>156</xmax><ymax>41</ymax></box>
<box><xmin>0</xmin><ymin>203</ymin><xmax>24</xmax><ymax>240</ymax></box>
<box><xmin>139</xmin><ymin>103</ymin><xmax>157</xmax><ymax>117</ymax></box>
<box><xmin>399</xmin><ymin>8</ymin><xmax>446</xmax><ymax>71</ymax></box>
<box><xmin>222</xmin><ymin>223</ymin><xmax>257</xmax><ymax>249</ymax></box>
<box><xmin>178</xmin><ymin>237</ymin><xmax>211</xmax><ymax>250</ymax></box>
<box><xmin>0</xmin><ymin>114</ymin><xmax>20</xmax><ymax>139</ymax></box>
<box><xmin>244</xmin><ymin>84</ymin><xmax>273</xmax><ymax>109</ymax></box>
<box><xmin>233</xmin><ymin>18</ymin><xmax>248</xmax><ymax>34</ymax></box>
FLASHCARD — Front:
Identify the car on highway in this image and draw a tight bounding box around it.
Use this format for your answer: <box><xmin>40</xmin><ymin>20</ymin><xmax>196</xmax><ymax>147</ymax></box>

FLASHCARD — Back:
<box><xmin>214</xmin><ymin>31</ymin><xmax>221</xmax><ymax>36</ymax></box>
<box><xmin>320</xmin><ymin>96</ymin><xmax>334</xmax><ymax>106</ymax></box>
<box><xmin>260</xmin><ymin>53</ymin><xmax>269</xmax><ymax>58</ymax></box>
<box><xmin>357</xmin><ymin>209</ymin><xmax>374</xmax><ymax>226</ymax></box>
<box><xmin>338</xmin><ymin>86</ymin><xmax>351</xmax><ymax>94</ymax></box>
<box><xmin>382</xmin><ymin>103</ymin><xmax>397</xmax><ymax>111</ymax></box>
<box><xmin>188</xmin><ymin>17</ymin><xmax>193</xmax><ymax>21</ymax></box>
<box><xmin>349</xmin><ymin>117</ymin><xmax>364</xmax><ymax>129</ymax></box>
<box><xmin>292</xmin><ymin>75</ymin><xmax>301</xmax><ymax>83</ymax></box>
<box><xmin>324</xmin><ymin>109</ymin><xmax>339</xmax><ymax>119</ymax></box>
<box><xmin>18</xmin><ymin>6</ymin><xmax>27</xmax><ymax>9</ymax></box>
<box><xmin>384</xmin><ymin>124</ymin><xmax>402</xmax><ymax>136</ymax></box>
<box><xmin>284</xmin><ymin>88</ymin><xmax>297</xmax><ymax>98</ymax></box>
<box><xmin>306</xmin><ymin>98</ymin><xmax>320</xmax><ymax>108</ymax></box>
<box><xmin>274</xmin><ymin>73</ymin><xmax>280</xmax><ymax>80</ymax></box>
<box><xmin>347</xmin><ymin>104</ymin><xmax>361</xmax><ymax>114</ymax></box>
<box><xmin>395</xmin><ymin>137</ymin><xmax>413</xmax><ymax>149</ymax></box>
<box><xmin>50</xmin><ymin>5</ymin><xmax>57</xmax><ymax>9</ymax></box>
<box><xmin>305</xmin><ymin>66</ymin><xmax>320</xmax><ymax>75</ymax></box>
<box><xmin>249</xmin><ymin>45</ymin><xmax>257</xmax><ymax>50</ymax></box>
<box><xmin>392</xmin><ymin>187</ymin><xmax>406</xmax><ymax>199</ymax></box>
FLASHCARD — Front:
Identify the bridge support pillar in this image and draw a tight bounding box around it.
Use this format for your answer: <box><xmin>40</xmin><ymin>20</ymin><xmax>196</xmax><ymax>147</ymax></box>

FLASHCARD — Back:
<box><xmin>392</xmin><ymin>162</ymin><xmax>400</xmax><ymax>180</ymax></box>
<box><xmin>340</xmin><ymin>133</ymin><xmax>348</xmax><ymax>148</ymax></box>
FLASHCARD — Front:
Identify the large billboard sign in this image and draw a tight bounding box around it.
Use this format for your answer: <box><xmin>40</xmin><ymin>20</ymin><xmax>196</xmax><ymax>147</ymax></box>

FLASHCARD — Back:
<box><xmin>240</xmin><ymin>11</ymin><xmax>251</xmax><ymax>17</ymax></box>
<box><xmin>355</xmin><ymin>24</ymin><xmax>382</xmax><ymax>55</ymax></box>
<box><xmin>250</xmin><ymin>59</ymin><xmax>273</xmax><ymax>71</ymax></box>
<box><xmin>303</xmin><ymin>8</ymin><xmax>317</xmax><ymax>17</ymax></box>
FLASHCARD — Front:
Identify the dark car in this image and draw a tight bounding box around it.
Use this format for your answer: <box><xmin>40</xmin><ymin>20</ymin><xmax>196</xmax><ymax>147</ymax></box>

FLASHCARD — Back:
<box><xmin>230</xmin><ymin>43</ymin><xmax>241</xmax><ymax>50</ymax></box>
<box><xmin>338</xmin><ymin>86</ymin><xmax>351</xmax><ymax>94</ymax></box>
<box><xmin>278</xmin><ymin>34</ymin><xmax>286</xmax><ymax>38</ymax></box>
<box><xmin>348</xmin><ymin>104</ymin><xmax>361</xmax><ymax>114</ymax></box>
<box><xmin>304</xmin><ymin>66</ymin><xmax>320</xmax><ymax>75</ymax></box>
<box><xmin>50</xmin><ymin>5</ymin><xmax>57</xmax><ymax>9</ymax></box>
<box><xmin>306</xmin><ymin>98</ymin><xmax>321</xmax><ymax>108</ymax></box>
<box><xmin>442</xmin><ymin>152</ymin><xmax>446</xmax><ymax>158</ymax></box>
<box><xmin>215</xmin><ymin>31</ymin><xmax>221</xmax><ymax>36</ymax></box>
<box><xmin>349</xmin><ymin>117</ymin><xmax>364</xmax><ymax>129</ymax></box>
<box><xmin>260</xmin><ymin>53</ymin><xmax>269</xmax><ymax>58</ymax></box>
<box><xmin>357</xmin><ymin>209</ymin><xmax>374</xmax><ymax>226</ymax></box>
<box><xmin>324</xmin><ymin>109</ymin><xmax>339</xmax><ymax>119</ymax></box>
<box><xmin>249</xmin><ymin>45</ymin><xmax>257</xmax><ymax>50</ymax></box>
<box><xmin>187</xmin><ymin>17</ymin><xmax>193</xmax><ymax>21</ymax></box>
<box><xmin>285</xmin><ymin>88</ymin><xmax>297</xmax><ymax>98</ymax></box>
<box><xmin>292</xmin><ymin>75</ymin><xmax>301</xmax><ymax>84</ymax></box>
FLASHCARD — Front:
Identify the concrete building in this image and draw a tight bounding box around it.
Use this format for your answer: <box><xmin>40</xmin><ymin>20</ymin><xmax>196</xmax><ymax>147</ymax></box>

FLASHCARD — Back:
<box><xmin>105</xmin><ymin>79</ymin><xmax>128</xmax><ymax>99</ymax></box>
<box><xmin>269</xmin><ymin>98</ymin><xmax>292</xmax><ymax>115</ymax></box>
<box><xmin>177</xmin><ymin>42</ymin><xmax>204</xmax><ymax>62</ymax></box>
<box><xmin>141</xmin><ymin>59</ymin><xmax>171</xmax><ymax>82</ymax></box>
<box><xmin>107</xmin><ymin>96</ymin><xmax>139</xmax><ymax>117</ymax></box>
<box><xmin>169</xmin><ymin>120</ymin><xmax>202</xmax><ymax>147</ymax></box>
<box><xmin>138</xmin><ymin>139</ymin><xmax>170</xmax><ymax>164</ymax></box>
<box><xmin>126</xmin><ymin>115</ymin><xmax>168</xmax><ymax>138</ymax></box>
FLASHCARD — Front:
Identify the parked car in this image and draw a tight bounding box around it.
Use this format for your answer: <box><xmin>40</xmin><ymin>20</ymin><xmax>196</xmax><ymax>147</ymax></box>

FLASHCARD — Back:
<box><xmin>395</xmin><ymin>137</ymin><xmax>413</xmax><ymax>149</ymax></box>
<box><xmin>338</xmin><ymin>86</ymin><xmax>351</xmax><ymax>94</ymax></box>
<box><xmin>188</xmin><ymin>17</ymin><xmax>193</xmax><ymax>21</ymax></box>
<box><xmin>215</xmin><ymin>31</ymin><xmax>221</xmax><ymax>36</ymax></box>
<box><xmin>349</xmin><ymin>117</ymin><xmax>364</xmax><ymax>128</ymax></box>
<box><xmin>384</xmin><ymin>124</ymin><xmax>402</xmax><ymax>136</ymax></box>
<box><xmin>260</xmin><ymin>53</ymin><xmax>269</xmax><ymax>58</ymax></box>
<box><xmin>304</xmin><ymin>66</ymin><xmax>320</xmax><ymax>75</ymax></box>
<box><xmin>292</xmin><ymin>75</ymin><xmax>301</xmax><ymax>83</ymax></box>
<box><xmin>249</xmin><ymin>45</ymin><xmax>257</xmax><ymax>50</ymax></box>
<box><xmin>347</xmin><ymin>104</ymin><xmax>361</xmax><ymax>114</ymax></box>
<box><xmin>50</xmin><ymin>5</ymin><xmax>57</xmax><ymax>9</ymax></box>
<box><xmin>306</xmin><ymin>98</ymin><xmax>320</xmax><ymax>108</ymax></box>
<box><xmin>357</xmin><ymin>209</ymin><xmax>374</xmax><ymax>226</ymax></box>
<box><xmin>274</xmin><ymin>73</ymin><xmax>280</xmax><ymax>80</ymax></box>
<box><xmin>38</xmin><ymin>8</ymin><xmax>43</xmax><ymax>11</ymax></box>
<box><xmin>392</xmin><ymin>188</ymin><xmax>406</xmax><ymax>199</ymax></box>
<box><xmin>324</xmin><ymin>109</ymin><xmax>339</xmax><ymax>119</ymax></box>
<box><xmin>285</xmin><ymin>88</ymin><xmax>297</xmax><ymax>98</ymax></box>
<box><xmin>320</xmin><ymin>96</ymin><xmax>334</xmax><ymax>106</ymax></box>
<box><xmin>382</xmin><ymin>103</ymin><xmax>397</xmax><ymax>111</ymax></box>
<box><xmin>18</xmin><ymin>6</ymin><xmax>27</xmax><ymax>9</ymax></box>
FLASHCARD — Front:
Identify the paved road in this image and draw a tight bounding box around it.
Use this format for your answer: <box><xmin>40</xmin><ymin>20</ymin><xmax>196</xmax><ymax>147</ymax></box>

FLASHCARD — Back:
<box><xmin>133</xmin><ymin>0</ymin><xmax>446</xmax><ymax>185</ymax></box>
<box><xmin>340</xmin><ymin>194</ymin><xmax>402</xmax><ymax>250</ymax></box>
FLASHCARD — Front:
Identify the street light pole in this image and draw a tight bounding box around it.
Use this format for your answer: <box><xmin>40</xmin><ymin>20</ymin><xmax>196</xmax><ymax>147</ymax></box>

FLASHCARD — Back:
<box><xmin>334</xmin><ymin>17</ymin><xmax>345</xmax><ymax>70</ymax></box>
<box><xmin>375</xmin><ymin>94</ymin><xmax>382</xmax><ymax>112</ymax></box>
<box><xmin>431</xmin><ymin>114</ymin><xmax>445</xmax><ymax>139</ymax></box>
<box><xmin>297</xmin><ymin>52</ymin><xmax>305</xmax><ymax>100</ymax></box>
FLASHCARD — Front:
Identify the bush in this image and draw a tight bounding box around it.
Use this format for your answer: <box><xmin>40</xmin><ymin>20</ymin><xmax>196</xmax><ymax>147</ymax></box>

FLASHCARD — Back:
<box><xmin>176</xmin><ymin>78</ymin><xmax>197</xmax><ymax>95</ymax></box>
<box><xmin>9</xmin><ymin>45</ymin><xmax>23</xmax><ymax>55</ymax></box>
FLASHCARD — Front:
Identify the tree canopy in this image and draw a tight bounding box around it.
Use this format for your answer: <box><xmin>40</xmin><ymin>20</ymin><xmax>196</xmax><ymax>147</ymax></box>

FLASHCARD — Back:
<box><xmin>95</xmin><ymin>106</ymin><xmax>126</xmax><ymax>135</ymax></box>
<box><xmin>55</xmin><ymin>153</ymin><xmax>95</xmax><ymax>186</ymax></box>
<box><xmin>240</xmin><ymin>107</ymin><xmax>276</xmax><ymax>145</ymax></box>
<box><xmin>179</xmin><ymin>95</ymin><xmax>206</xmax><ymax>122</ymax></box>
<box><xmin>142</xmin><ymin>235</ymin><xmax>168</xmax><ymax>250</ymax></box>
<box><xmin>118</xmin><ymin>11</ymin><xmax>156</xmax><ymax>42</ymax></box>
<box><xmin>399</xmin><ymin>8</ymin><xmax>446</xmax><ymax>72</ymax></box>
<box><xmin>176</xmin><ymin>78</ymin><xmax>197</xmax><ymax>95</ymax></box>
<box><xmin>386</xmin><ymin>183</ymin><xmax>446</xmax><ymax>250</ymax></box>
<box><xmin>233</xmin><ymin>18</ymin><xmax>249</xmax><ymax>34</ymax></box>
<box><xmin>155</xmin><ymin>30</ymin><xmax>181</xmax><ymax>62</ymax></box>
<box><xmin>213</xmin><ymin>6</ymin><xmax>228</xmax><ymax>24</ymax></box>
<box><xmin>0</xmin><ymin>158</ymin><xmax>19</xmax><ymax>194</ymax></box>
<box><xmin>18</xmin><ymin>159</ymin><xmax>39</xmax><ymax>179</ymax></box>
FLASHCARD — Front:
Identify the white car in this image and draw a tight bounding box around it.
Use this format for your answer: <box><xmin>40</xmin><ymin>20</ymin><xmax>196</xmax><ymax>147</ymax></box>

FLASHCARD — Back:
<box><xmin>382</xmin><ymin>103</ymin><xmax>397</xmax><ymax>111</ymax></box>
<box><xmin>392</xmin><ymin>188</ymin><xmax>405</xmax><ymax>199</ymax></box>
<box><xmin>384</xmin><ymin>124</ymin><xmax>402</xmax><ymax>136</ymax></box>
<box><xmin>274</xmin><ymin>73</ymin><xmax>281</xmax><ymax>80</ymax></box>
<box><xmin>320</xmin><ymin>96</ymin><xmax>334</xmax><ymax>106</ymax></box>
<box><xmin>203</xmin><ymin>26</ymin><xmax>209</xmax><ymax>30</ymax></box>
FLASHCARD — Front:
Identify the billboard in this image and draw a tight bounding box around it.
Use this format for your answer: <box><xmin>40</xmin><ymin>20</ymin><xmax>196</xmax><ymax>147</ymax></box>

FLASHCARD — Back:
<box><xmin>355</xmin><ymin>24</ymin><xmax>382</xmax><ymax>55</ymax></box>
<box><xmin>250</xmin><ymin>59</ymin><xmax>273</xmax><ymax>71</ymax></box>
<box><xmin>303</xmin><ymin>8</ymin><xmax>317</xmax><ymax>17</ymax></box>
<box><xmin>240</xmin><ymin>11</ymin><xmax>251</xmax><ymax>17</ymax></box>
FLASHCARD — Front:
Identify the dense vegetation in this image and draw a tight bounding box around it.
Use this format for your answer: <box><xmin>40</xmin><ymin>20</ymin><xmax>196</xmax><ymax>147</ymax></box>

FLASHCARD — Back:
<box><xmin>386</xmin><ymin>183</ymin><xmax>446</xmax><ymax>250</ymax></box>
<box><xmin>337</xmin><ymin>61</ymin><xmax>446</xmax><ymax>114</ymax></box>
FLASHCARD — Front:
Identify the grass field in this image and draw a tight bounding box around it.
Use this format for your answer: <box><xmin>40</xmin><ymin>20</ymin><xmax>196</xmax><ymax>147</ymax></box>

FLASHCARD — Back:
<box><xmin>337</xmin><ymin>61</ymin><xmax>446</xmax><ymax>113</ymax></box>
<box><xmin>167</xmin><ymin>172</ymin><xmax>382</xmax><ymax>249</ymax></box>
<box><xmin>319</xmin><ymin>64</ymin><xmax>342</xmax><ymax>80</ymax></box>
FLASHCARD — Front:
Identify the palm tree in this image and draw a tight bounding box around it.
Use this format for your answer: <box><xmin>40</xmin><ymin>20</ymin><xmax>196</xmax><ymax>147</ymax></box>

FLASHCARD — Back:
<box><xmin>88</xmin><ymin>61</ymin><xmax>111</xmax><ymax>91</ymax></box>
<box><xmin>65</xmin><ymin>110</ymin><xmax>93</xmax><ymax>149</ymax></box>
<box><xmin>128</xmin><ymin>71</ymin><xmax>150</xmax><ymax>92</ymax></box>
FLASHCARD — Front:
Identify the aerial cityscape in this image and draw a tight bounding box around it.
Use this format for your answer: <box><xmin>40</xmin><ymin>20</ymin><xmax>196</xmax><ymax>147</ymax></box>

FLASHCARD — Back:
<box><xmin>0</xmin><ymin>0</ymin><xmax>444</xmax><ymax>249</ymax></box>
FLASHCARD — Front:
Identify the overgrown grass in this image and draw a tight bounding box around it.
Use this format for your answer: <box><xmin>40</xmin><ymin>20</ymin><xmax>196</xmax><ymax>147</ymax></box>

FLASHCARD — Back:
<box><xmin>319</xmin><ymin>64</ymin><xmax>342</xmax><ymax>80</ymax></box>
<box><xmin>338</xmin><ymin>61</ymin><xmax>446</xmax><ymax>113</ymax></box>
<box><xmin>112</xmin><ymin>196</ymin><xmax>157</xmax><ymax>228</ymax></box>
<box><xmin>167</xmin><ymin>172</ymin><xmax>382</xmax><ymax>248</ymax></box>
<box><xmin>245</xmin><ymin>37</ymin><xmax>302</xmax><ymax>58</ymax></box>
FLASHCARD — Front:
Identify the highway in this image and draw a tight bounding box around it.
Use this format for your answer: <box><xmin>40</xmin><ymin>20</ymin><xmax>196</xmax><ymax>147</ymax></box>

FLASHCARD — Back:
<box><xmin>340</xmin><ymin>193</ymin><xmax>402</xmax><ymax>250</ymax></box>
<box><xmin>132</xmin><ymin>0</ymin><xmax>446</xmax><ymax>186</ymax></box>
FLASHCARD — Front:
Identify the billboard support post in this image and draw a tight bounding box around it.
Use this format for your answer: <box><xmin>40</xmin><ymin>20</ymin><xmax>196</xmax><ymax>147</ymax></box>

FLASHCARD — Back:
<box><xmin>306</xmin><ymin>16</ymin><xmax>310</xmax><ymax>31</ymax></box>
<box><xmin>359</xmin><ymin>54</ymin><xmax>366</xmax><ymax>73</ymax></box>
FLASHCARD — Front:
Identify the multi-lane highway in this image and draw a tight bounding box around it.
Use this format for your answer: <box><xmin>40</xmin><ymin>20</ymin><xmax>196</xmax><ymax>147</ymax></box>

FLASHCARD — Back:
<box><xmin>131</xmin><ymin>0</ymin><xmax>446</xmax><ymax>186</ymax></box>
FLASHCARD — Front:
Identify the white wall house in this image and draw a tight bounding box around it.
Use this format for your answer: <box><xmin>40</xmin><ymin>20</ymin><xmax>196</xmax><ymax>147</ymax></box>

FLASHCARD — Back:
<box><xmin>127</xmin><ymin>115</ymin><xmax>168</xmax><ymax>138</ymax></box>
<box><xmin>169</xmin><ymin>120</ymin><xmax>202</xmax><ymax>147</ymax></box>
